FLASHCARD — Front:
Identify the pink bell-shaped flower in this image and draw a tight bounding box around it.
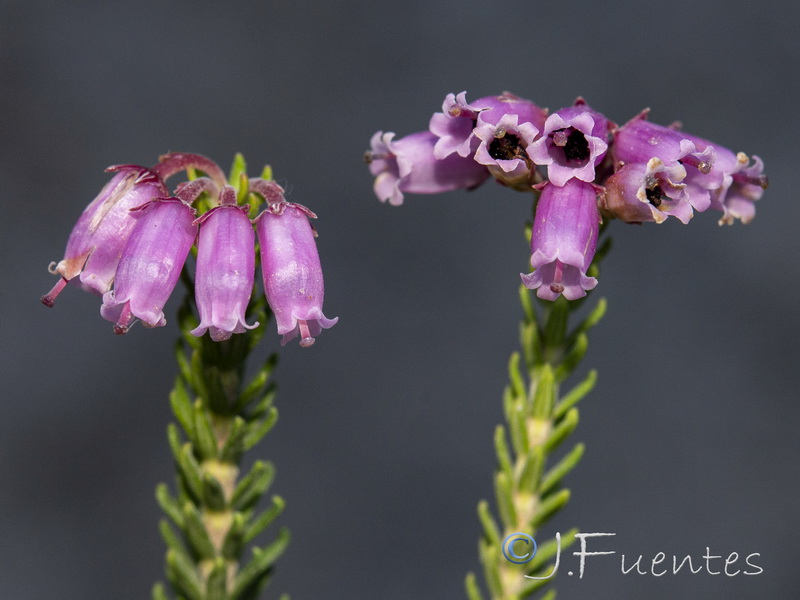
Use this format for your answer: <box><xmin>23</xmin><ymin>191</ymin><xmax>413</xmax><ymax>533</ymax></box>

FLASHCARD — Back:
<box><xmin>521</xmin><ymin>180</ymin><xmax>600</xmax><ymax>301</ymax></box>
<box><xmin>255</xmin><ymin>197</ymin><xmax>337</xmax><ymax>347</ymax></box>
<box><xmin>100</xmin><ymin>197</ymin><xmax>197</xmax><ymax>334</ymax></box>
<box><xmin>190</xmin><ymin>202</ymin><xmax>258</xmax><ymax>341</ymax></box>
<box><xmin>42</xmin><ymin>166</ymin><xmax>166</xmax><ymax>306</ymax></box>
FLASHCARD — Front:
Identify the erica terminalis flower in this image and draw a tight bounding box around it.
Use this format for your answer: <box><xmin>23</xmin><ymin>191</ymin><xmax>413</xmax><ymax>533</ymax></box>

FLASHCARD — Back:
<box><xmin>100</xmin><ymin>197</ymin><xmax>197</xmax><ymax>334</ymax></box>
<box><xmin>41</xmin><ymin>166</ymin><xmax>167</xmax><ymax>306</ymax></box>
<box><xmin>365</xmin><ymin>130</ymin><xmax>489</xmax><ymax>205</ymax></box>
<box><xmin>429</xmin><ymin>91</ymin><xmax>547</xmax><ymax>160</ymax></box>
<box><xmin>521</xmin><ymin>180</ymin><xmax>600</xmax><ymax>301</ymax></box>
<box><xmin>601</xmin><ymin>159</ymin><xmax>694</xmax><ymax>224</ymax></box>
<box><xmin>254</xmin><ymin>183</ymin><xmax>337</xmax><ymax>347</ymax></box>
<box><xmin>527</xmin><ymin>99</ymin><xmax>610</xmax><ymax>187</ymax></box>
<box><xmin>612</xmin><ymin>114</ymin><xmax>723</xmax><ymax>215</ymax></box>
<box><xmin>680</xmin><ymin>133</ymin><xmax>768</xmax><ymax>225</ymax></box>
<box><xmin>190</xmin><ymin>190</ymin><xmax>258</xmax><ymax>341</ymax></box>
<box><xmin>474</xmin><ymin>112</ymin><xmax>540</xmax><ymax>190</ymax></box>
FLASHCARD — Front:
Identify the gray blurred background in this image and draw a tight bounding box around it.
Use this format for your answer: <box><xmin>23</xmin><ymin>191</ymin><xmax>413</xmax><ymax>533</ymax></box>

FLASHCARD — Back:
<box><xmin>2</xmin><ymin>0</ymin><xmax>798</xmax><ymax>598</ymax></box>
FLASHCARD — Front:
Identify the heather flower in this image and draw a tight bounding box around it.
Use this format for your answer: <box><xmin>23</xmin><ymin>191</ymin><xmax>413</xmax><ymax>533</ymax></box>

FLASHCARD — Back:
<box><xmin>365</xmin><ymin>130</ymin><xmax>488</xmax><ymax>206</ymax></box>
<box><xmin>612</xmin><ymin>115</ymin><xmax>723</xmax><ymax>214</ymax></box>
<box><xmin>429</xmin><ymin>91</ymin><xmax>547</xmax><ymax>159</ymax></box>
<box><xmin>716</xmin><ymin>155</ymin><xmax>766</xmax><ymax>225</ymax></box>
<box><xmin>190</xmin><ymin>201</ymin><xmax>258</xmax><ymax>342</ymax></box>
<box><xmin>41</xmin><ymin>166</ymin><xmax>166</xmax><ymax>306</ymax></box>
<box><xmin>255</xmin><ymin>199</ymin><xmax>337</xmax><ymax>347</ymax></box>
<box><xmin>100</xmin><ymin>197</ymin><xmax>197</xmax><ymax>334</ymax></box>
<box><xmin>601</xmin><ymin>159</ymin><xmax>694</xmax><ymax>224</ymax></box>
<box><xmin>679</xmin><ymin>133</ymin><xmax>768</xmax><ymax>225</ymax></box>
<box><xmin>527</xmin><ymin>100</ymin><xmax>610</xmax><ymax>186</ymax></box>
<box><xmin>521</xmin><ymin>180</ymin><xmax>599</xmax><ymax>301</ymax></box>
<box><xmin>473</xmin><ymin>113</ymin><xmax>540</xmax><ymax>190</ymax></box>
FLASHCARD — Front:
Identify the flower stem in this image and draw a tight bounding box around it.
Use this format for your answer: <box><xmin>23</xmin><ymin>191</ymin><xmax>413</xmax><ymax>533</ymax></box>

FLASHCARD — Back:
<box><xmin>467</xmin><ymin>218</ymin><xmax>610</xmax><ymax>600</ymax></box>
<box><xmin>154</xmin><ymin>288</ymin><xmax>289</xmax><ymax>600</ymax></box>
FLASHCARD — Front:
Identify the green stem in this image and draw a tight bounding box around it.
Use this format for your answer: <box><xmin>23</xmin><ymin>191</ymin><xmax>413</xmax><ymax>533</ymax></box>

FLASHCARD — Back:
<box><xmin>154</xmin><ymin>290</ymin><xmax>289</xmax><ymax>600</ymax></box>
<box><xmin>467</xmin><ymin>221</ymin><xmax>609</xmax><ymax>600</ymax></box>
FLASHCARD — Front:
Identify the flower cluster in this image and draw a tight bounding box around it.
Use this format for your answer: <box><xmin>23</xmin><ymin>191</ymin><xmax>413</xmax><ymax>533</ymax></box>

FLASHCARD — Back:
<box><xmin>365</xmin><ymin>93</ymin><xmax>768</xmax><ymax>301</ymax></box>
<box><xmin>42</xmin><ymin>153</ymin><xmax>337</xmax><ymax>347</ymax></box>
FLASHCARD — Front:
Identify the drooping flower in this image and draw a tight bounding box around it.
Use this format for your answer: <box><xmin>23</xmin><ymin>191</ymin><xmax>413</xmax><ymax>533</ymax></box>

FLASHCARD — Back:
<box><xmin>601</xmin><ymin>159</ymin><xmax>694</xmax><ymax>224</ymax></box>
<box><xmin>100</xmin><ymin>197</ymin><xmax>197</xmax><ymax>334</ymax></box>
<box><xmin>365</xmin><ymin>130</ymin><xmax>489</xmax><ymax>206</ymax></box>
<box><xmin>521</xmin><ymin>180</ymin><xmax>600</xmax><ymax>301</ymax></box>
<box><xmin>527</xmin><ymin>99</ymin><xmax>610</xmax><ymax>186</ymax></box>
<box><xmin>473</xmin><ymin>112</ymin><xmax>540</xmax><ymax>189</ymax></box>
<box><xmin>41</xmin><ymin>166</ymin><xmax>167</xmax><ymax>306</ymax></box>
<box><xmin>429</xmin><ymin>91</ymin><xmax>547</xmax><ymax>160</ymax></box>
<box><xmin>190</xmin><ymin>198</ymin><xmax>258</xmax><ymax>342</ymax></box>
<box><xmin>255</xmin><ymin>197</ymin><xmax>337</xmax><ymax>347</ymax></box>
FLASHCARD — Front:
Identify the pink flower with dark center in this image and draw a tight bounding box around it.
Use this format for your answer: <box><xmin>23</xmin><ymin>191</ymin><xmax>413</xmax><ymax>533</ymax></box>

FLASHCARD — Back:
<box><xmin>521</xmin><ymin>180</ymin><xmax>600</xmax><ymax>301</ymax></box>
<box><xmin>429</xmin><ymin>91</ymin><xmax>547</xmax><ymax>160</ymax></box>
<box><xmin>601</xmin><ymin>159</ymin><xmax>693</xmax><ymax>224</ymax></box>
<box><xmin>473</xmin><ymin>113</ymin><xmax>540</xmax><ymax>190</ymax></box>
<box><xmin>612</xmin><ymin>114</ymin><xmax>725</xmax><ymax>215</ymax></box>
<box><xmin>527</xmin><ymin>100</ymin><xmax>610</xmax><ymax>186</ymax></box>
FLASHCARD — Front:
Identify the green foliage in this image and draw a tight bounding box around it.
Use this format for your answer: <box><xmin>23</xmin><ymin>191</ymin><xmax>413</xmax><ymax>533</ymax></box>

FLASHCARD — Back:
<box><xmin>155</xmin><ymin>286</ymin><xmax>288</xmax><ymax>600</ymax></box>
<box><xmin>467</xmin><ymin>225</ymin><xmax>610</xmax><ymax>600</ymax></box>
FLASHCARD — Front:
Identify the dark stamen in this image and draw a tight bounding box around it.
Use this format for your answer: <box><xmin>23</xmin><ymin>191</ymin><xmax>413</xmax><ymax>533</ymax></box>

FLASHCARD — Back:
<box><xmin>561</xmin><ymin>129</ymin><xmax>590</xmax><ymax>163</ymax></box>
<box><xmin>645</xmin><ymin>184</ymin><xmax>666</xmax><ymax>207</ymax></box>
<box><xmin>488</xmin><ymin>134</ymin><xmax>524</xmax><ymax>161</ymax></box>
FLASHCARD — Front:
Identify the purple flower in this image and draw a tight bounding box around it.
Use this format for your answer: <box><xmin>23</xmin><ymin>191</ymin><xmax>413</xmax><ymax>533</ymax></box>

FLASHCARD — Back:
<box><xmin>100</xmin><ymin>198</ymin><xmax>197</xmax><ymax>334</ymax></box>
<box><xmin>41</xmin><ymin>166</ymin><xmax>166</xmax><ymax>307</ymax></box>
<box><xmin>716</xmin><ymin>155</ymin><xmax>766</xmax><ymax>225</ymax></box>
<box><xmin>255</xmin><ymin>200</ymin><xmax>337</xmax><ymax>347</ymax></box>
<box><xmin>527</xmin><ymin>100</ymin><xmax>610</xmax><ymax>186</ymax></box>
<box><xmin>429</xmin><ymin>91</ymin><xmax>547</xmax><ymax>160</ymax></box>
<box><xmin>612</xmin><ymin>115</ymin><xmax>723</xmax><ymax>214</ymax></box>
<box><xmin>365</xmin><ymin>130</ymin><xmax>489</xmax><ymax>205</ymax></box>
<box><xmin>680</xmin><ymin>133</ymin><xmax>767</xmax><ymax>225</ymax></box>
<box><xmin>473</xmin><ymin>113</ymin><xmax>540</xmax><ymax>190</ymax></box>
<box><xmin>190</xmin><ymin>201</ymin><xmax>258</xmax><ymax>342</ymax></box>
<box><xmin>521</xmin><ymin>180</ymin><xmax>600</xmax><ymax>301</ymax></box>
<box><xmin>601</xmin><ymin>159</ymin><xmax>694</xmax><ymax>224</ymax></box>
